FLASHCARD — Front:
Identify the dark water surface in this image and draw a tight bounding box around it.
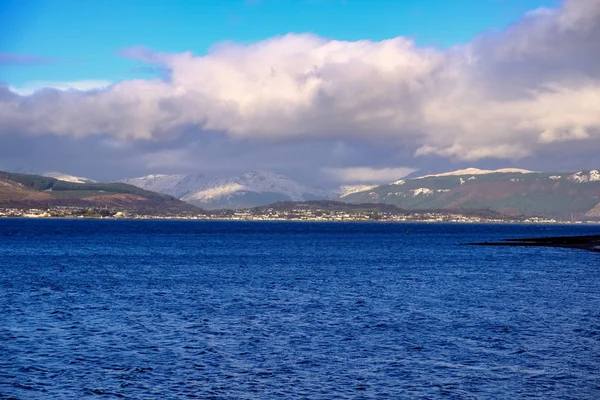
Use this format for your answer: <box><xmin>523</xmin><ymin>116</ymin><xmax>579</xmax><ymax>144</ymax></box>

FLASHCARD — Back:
<box><xmin>1</xmin><ymin>220</ymin><xmax>599</xmax><ymax>399</ymax></box>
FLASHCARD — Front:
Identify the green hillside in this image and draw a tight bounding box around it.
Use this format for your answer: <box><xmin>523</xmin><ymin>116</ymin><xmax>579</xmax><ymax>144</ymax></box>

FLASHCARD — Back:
<box><xmin>0</xmin><ymin>171</ymin><xmax>200</xmax><ymax>214</ymax></box>
<box><xmin>0</xmin><ymin>171</ymin><xmax>175</xmax><ymax>200</ymax></box>
<box><xmin>341</xmin><ymin>170</ymin><xmax>600</xmax><ymax>219</ymax></box>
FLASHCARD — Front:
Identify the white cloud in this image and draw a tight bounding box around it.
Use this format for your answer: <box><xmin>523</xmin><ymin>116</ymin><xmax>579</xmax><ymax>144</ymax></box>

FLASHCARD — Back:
<box><xmin>1</xmin><ymin>0</ymin><xmax>600</xmax><ymax>169</ymax></box>
<box><xmin>524</xmin><ymin>7</ymin><xmax>556</xmax><ymax>18</ymax></box>
<box><xmin>325</xmin><ymin>167</ymin><xmax>416</xmax><ymax>183</ymax></box>
<box><xmin>9</xmin><ymin>80</ymin><xmax>112</xmax><ymax>95</ymax></box>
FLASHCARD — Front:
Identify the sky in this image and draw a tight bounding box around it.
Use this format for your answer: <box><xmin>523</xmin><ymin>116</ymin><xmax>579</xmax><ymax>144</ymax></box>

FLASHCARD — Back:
<box><xmin>1</xmin><ymin>0</ymin><xmax>598</xmax><ymax>186</ymax></box>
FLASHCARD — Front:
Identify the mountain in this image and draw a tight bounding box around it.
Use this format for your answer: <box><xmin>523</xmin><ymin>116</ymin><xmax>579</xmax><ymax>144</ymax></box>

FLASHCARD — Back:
<box><xmin>182</xmin><ymin>171</ymin><xmax>330</xmax><ymax>209</ymax></box>
<box><xmin>0</xmin><ymin>171</ymin><xmax>199</xmax><ymax>214</ymax></box>
<box><xmin>340</xmin><ymin>168</ymin><xmax>600</xmax><ymax>219</ymax></box>
<box><xmin>121</xmin><ymin>174</ymin><xmax>215</xmax><ymax>199</ymax></box>
<box><xmin>43</xmin><ymin>172</ymin><xmax>96</xmax><ymax>184</ymax></box>
<box><xmin>123</xmin><ymin>171</ymin><xmax>330</xmax><ymax>210</ymax></box>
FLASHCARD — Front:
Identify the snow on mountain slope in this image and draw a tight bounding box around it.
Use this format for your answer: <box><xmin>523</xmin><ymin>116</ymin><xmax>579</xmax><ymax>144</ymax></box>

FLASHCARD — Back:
<box><xmin>182</xmin><ymin>171</ymin><xmax>329</xmax><ymax>204</ymax></box>
<box><xmin>418</xmin><ymin>168</ymin><xmax>534</xmax><ymax>179</ymax></box>
<box><xmin>43</xmin><ymin>172</ymin><xmax>95</xmax><ymax>184</ymax></box>
<box><xmin>186</xmin><ymin>183</ymin><xmax>246</xmax><ymax>202</ymax></box>
<box><xmin>337</xmin><ymin>185</ymin><xmax>377</xmax><ymax>198</ymax></box>
<box><xmin>411</xmin><ymin>188</ymin><xmax>433</xmax><ymax>196</ymax></box>
<box><xmin>568</xmin><ymin>170</ymin><xmax>600</xmax><ymax>183</ymax></box>
<box><xmin>120</xmin><ymin>173</ymin><xmax>216</xmax><ymax>198</ymax></box>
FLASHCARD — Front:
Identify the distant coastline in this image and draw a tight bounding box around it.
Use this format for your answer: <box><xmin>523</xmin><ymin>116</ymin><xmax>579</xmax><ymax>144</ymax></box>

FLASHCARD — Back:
<box><xmin>2</xmin><ymin>214</ymin><xmax>599</xmax><ymax>225</ymax></box>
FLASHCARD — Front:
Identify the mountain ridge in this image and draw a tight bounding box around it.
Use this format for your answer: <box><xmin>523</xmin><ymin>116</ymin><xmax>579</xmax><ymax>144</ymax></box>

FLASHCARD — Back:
<box><xmin>6</xmin><ymin>167</ymin><xmax>600</xmax><ymax>218</ymax></box>
<box><xmin>340</xmin><ymin>169</ymin><xmax>600</xmax><ymax>219</ymax></box>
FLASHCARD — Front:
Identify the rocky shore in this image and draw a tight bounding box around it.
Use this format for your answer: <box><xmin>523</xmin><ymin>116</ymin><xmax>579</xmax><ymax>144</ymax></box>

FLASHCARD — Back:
<box><xmin>468</xmin><ymin>235</ymin><xmax>600</xmax><ymax>252</ymax></box>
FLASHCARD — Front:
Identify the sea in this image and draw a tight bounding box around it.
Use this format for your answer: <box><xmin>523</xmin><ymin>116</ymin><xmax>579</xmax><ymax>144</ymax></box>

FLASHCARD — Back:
<box><xmin>0</xmin><ymin>219</ymin><xmax>599</xmax><ymax>399</ymax></box>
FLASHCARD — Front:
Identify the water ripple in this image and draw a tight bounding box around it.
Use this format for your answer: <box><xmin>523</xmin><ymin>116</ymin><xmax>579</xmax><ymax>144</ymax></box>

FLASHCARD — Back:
<box><xmin>0</xmin><ymin>220</ymin><xmax>599</xmax><ymax>399</ymax></box>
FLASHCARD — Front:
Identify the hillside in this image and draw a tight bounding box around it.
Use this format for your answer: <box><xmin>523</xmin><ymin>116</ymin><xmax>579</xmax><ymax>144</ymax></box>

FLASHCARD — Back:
<box><xmin>246</xmin><ymin>200</ymin><xmax>512</xmax><ymax>219</ymax></box>
<box><xmin>253</xmin><ymin>200</ymin><xmax>408</xmax><ymax>214</ymax></box>
<box><xmin>0</xmin><ymin>171</ymin><xmax>200</xmax><ymax>214</ymax></box>
<box><xmin>340</xmin><ymin>169</ymin><xmax>600</xmax><ymax>219</ymax></box>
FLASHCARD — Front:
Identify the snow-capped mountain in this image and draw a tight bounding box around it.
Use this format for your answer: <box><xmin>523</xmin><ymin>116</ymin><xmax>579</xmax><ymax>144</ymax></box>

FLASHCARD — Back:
<box><xmin>417</xmin><ymin>168</ymin><xmax>534</xmax><ymax>179</ymax></box>
<box><xmin>333</xmin><ymin>168</ymin><xmax>535</xmax><ymax>198</ymax></box>
<box><xmin>340</xmin><ymin>168</ymin><xmax>600</xmax><ymax>218</ymax></box>
<box><xmin>43</xmin><ymin>172</ymin><xmax>96</xmax><ymax>184</ymax></box>
<box><xmin>120</xmin><ymin>174</ymin><xmax>216</xmax><ymax>199</ymax></box>
<box><xmin>122</xmin><ymin>171</ymin><xmax>330</xmax><ymax>209</ymax></box>
<box><xmin>182</xmin><ymin>171</ymin><xmax>330</xmax><ymax>209</ymax></box>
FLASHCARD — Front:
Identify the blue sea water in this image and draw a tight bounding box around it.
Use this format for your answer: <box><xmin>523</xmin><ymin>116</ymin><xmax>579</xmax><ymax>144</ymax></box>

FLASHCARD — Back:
<box><xmin>0</xmin><ymin>220</ymin><xmax>599</xmax><ymax>399</ymax></box>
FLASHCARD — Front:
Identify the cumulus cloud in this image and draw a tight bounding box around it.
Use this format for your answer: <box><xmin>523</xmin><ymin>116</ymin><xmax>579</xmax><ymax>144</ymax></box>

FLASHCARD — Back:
<box><xmin>1</xmin><ymin>0</ymin><xmax>599</xmax><ymax>180</ymax></box>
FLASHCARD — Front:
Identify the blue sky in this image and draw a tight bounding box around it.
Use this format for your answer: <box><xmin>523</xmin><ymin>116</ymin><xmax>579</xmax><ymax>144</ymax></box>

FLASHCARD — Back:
<box><xmin>2</xmin><ymin>0</ymin><xmax>558</xmax><ymax>86</ymax></box>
